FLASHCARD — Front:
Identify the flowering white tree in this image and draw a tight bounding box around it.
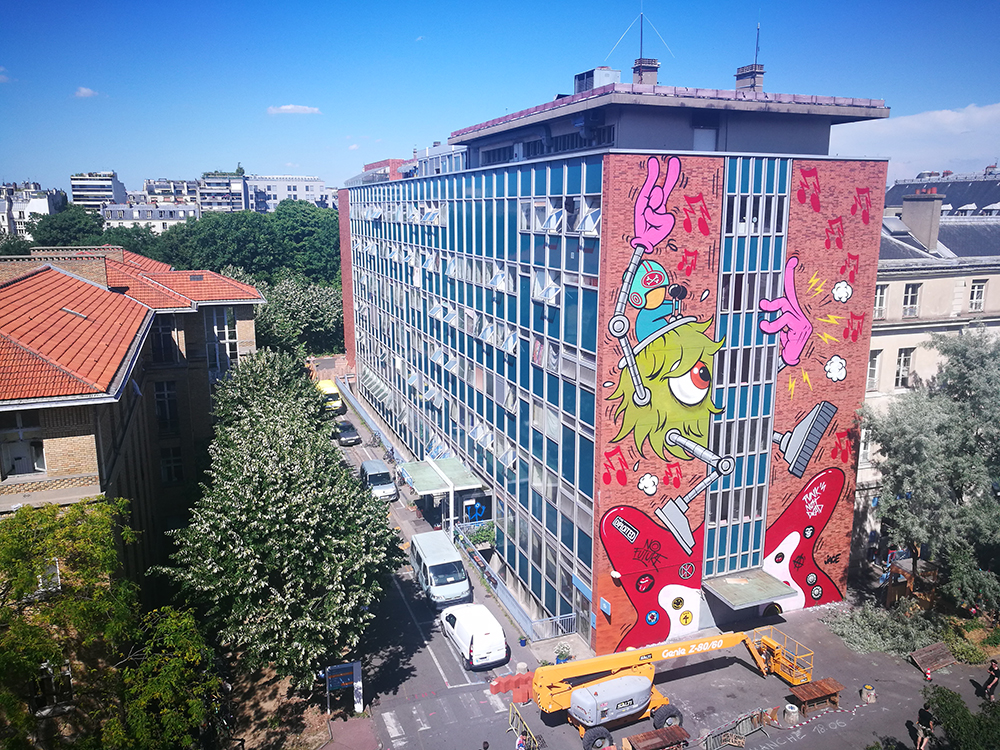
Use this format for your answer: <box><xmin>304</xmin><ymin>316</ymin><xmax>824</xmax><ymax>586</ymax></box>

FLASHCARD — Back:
<box><xmin>161</xmin><ymin>350</ymin><xmax>401</xmax><ymax>685</ymax></box>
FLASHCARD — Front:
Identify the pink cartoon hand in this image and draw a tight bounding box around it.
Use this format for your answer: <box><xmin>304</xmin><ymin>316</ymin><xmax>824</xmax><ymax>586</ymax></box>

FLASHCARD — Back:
<box><xmin>632</xmin><ymin>156</ymin><xmax>682</xmax><ymax>252</ymax></box>
<box><xmin>759</xmin><ymin>257</ymin><xmax>813</xmax><ymax>366</ymax></box>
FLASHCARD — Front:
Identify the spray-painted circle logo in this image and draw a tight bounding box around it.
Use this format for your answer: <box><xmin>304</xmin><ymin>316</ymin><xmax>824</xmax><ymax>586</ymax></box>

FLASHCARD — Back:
<box><xmin>645</xmin><ymin>610</ymin><xmax>660</xmax><ymax>625</ymax></box>
<box><xmin>671</xmin><ymin>597</ymin><xmax>684</xmax><ymax>610</ymax></box>
<box><xmin>811</xmin><ymin>585</ymin><xmax>823</xmax><ymax>600</ymax></box>
<box><xmin>806</xmin><ymin>573</ymin><xmax>817</xmax><ymax>586</ymax></box>
<box><xmin>804</xmin><ymin>525</ymin><xmax>815</xmax><ymax>539</ymax></box>
<box><xmin>775</xmin><ymin>552</ymin><xmax>785</xmax><ymax>564</ymax></box>
<box><xmin>636</xmin><ymin>574</ymin><xmax>655</xmax><ymax>594</ymax></box>
<box><xmin>679</xmin><ymin>563</ymin><xmax>696</xmax><ymax>580</ymax></box>
<box><xmin>679</xmin><ymin>610</ymin><xmax>693</xmax><ymax>626</ymax></box>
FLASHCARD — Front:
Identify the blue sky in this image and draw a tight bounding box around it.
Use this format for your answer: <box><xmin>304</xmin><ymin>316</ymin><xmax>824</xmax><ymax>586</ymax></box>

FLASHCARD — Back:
<box><xmin>2</xmin><ymin>0</ymin><xmax>998</xmax><ymax>193</ymax></box>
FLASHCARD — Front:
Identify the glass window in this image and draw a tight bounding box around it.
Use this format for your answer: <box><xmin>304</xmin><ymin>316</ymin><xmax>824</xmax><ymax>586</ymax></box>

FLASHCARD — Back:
<box><xmin>867</xmin><ymin>350</ymin><xmax>881</xmax><ymax>392</ymax></box>
<box><xmin>902</xmin><ymin>283</ymin><xmax>921</xmax><ymax>318</ymax></box>
<box><xmin>531</xmin><ymin>490</ymin><xmax>543</xmax><ymax>521</ymax></box>
<box><xmin>578</xmin><ymin>435</ymin><xmax>594</xmax><ymax>498</ymax></box>
<box><xmin>563</xmin><ymin>287</ymin><xmax>579</xmax><ymax>346</ymax></box>
<box><xmin>561</xmin><ymin>512</ymin><xmax>574</xmax><ymax>551</ymax></box>
<box><xmin>561</xmin><ymin>425</ymin><xmax>576</xmax><ymax>483</ymax></box>
<box><xmin>154</xmin><ymin>381</ymin><xmax>179</xmax><ymax>433</ymax></box>
<box><xmin>545</xmin><ymin>501</ymin><xmax>558</xmax><ymax>535</ymax></box>
<box><xmin>579</xmin><ymin>389</ymin><xmax>595</xmax><ymax>427</ymax></box>
<box><xmin>971</xmin><ymin>280</ymin><xmax>987</xmax><ymax>312</ymax></box>
<box><xmin>577</xmin><ymin>529</ymin><xmax>592</xmax><ymax>569</ymax></box>
<box><xmin>873</xmin><ymin>284</ymin><xmax>887</xmax><ymax>320</ymax></box>
<box><xmin>895</xmin><ymin>348</ymin><xmax>914</xmax><ymax>389</ymax></box>
<box><xmin>581</xmin><ymin>289</ymin><xmax>598</xmax><ymax>352</ymax></box>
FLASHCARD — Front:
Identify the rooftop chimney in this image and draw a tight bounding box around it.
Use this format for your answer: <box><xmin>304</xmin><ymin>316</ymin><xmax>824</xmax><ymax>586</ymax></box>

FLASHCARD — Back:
<box><xmin>735</xmin><ymin>64</ymin><xmax>765</xmax><ymax>91</ymax></box>
<box><xmin>902</xmin><ymin>193</ymin><xmax>945</xmax><ymax>251</ymax></box>
<box><xmin>632</xmin><ymin>58</ymin><xmax>659</xmax><ymax>85</ymax></box>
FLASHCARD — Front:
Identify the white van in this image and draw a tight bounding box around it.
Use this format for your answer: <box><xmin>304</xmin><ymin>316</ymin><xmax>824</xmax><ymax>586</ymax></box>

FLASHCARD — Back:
<box><xmin>409</xmin><ymin>531</ymin><xmax>471</xmax><ymax>608</ymax></box>
<box><xmin>440</xmin><ymin>603</ymin><xmax>510</xmax><ymax>670</ymax></box>
<box><xmin>360</xmin><ymin>459</ymin><xmax>398</xmax><ymax>502</ymax></box>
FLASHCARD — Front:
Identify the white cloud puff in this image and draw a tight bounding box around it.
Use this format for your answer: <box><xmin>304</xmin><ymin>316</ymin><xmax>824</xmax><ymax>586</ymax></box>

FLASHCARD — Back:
<box><xmin>832</xmin><ymin>281</ymin><xmax>853</xmax><ymax>302</ymax></box>
<box><xmin>74</xmin><ymin>87</ymin><xmax>97</xmax><ymax>98</ymax></box>
<box><xmin>825</xmin><ymin>355</ymin><xmax>847</xmax><ymax>382</ymax></box>
<box><xmin>637</xmin><ymin>473</ymin><xmax>658</xmax><ymax>496</ymax></box>
<box><xmin>267</xmin><ymin>104</ymin><xmax>321</xmax><ymax>115</ymax></box>
<box><xmin>349</xmin><ymin>144</ymin><xmax>359</xmax><ymax>151</ymax></box>
<box><xmin>830</xmin><ymin>102</ymin><xmax>1000</xmax><ymax>184</ymax></box>
<box><xmin>0</xmin><ymin>67</ymin><xmax>8</xmax><ymax>83</ymax></box>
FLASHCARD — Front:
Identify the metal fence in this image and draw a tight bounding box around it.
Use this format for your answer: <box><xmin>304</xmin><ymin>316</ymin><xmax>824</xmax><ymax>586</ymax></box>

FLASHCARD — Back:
<box><xmin>454</xmin><ymin>522</ymin><xmax>577</xmax><ymax>642</ymax></box>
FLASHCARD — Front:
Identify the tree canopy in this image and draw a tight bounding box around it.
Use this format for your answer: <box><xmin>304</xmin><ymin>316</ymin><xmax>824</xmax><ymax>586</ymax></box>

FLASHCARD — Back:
<box><xmin>866</xmin><ymin>328</ymin><xmax>1000</xmax><ymax>610</ymax></box>
<box><xmin>159</xmin><ymin>350</ymin><xmax>402</xmax><ymax>686</ymax></box>
<box><xmin>0</xmin><ymin>499</ymin><xmax>219</xmax><ymax>749</ymax></box>
<box><xmin>25</xmin><ymin>204</ymin><xmax>104</xmax><ymax>247</ymax></box>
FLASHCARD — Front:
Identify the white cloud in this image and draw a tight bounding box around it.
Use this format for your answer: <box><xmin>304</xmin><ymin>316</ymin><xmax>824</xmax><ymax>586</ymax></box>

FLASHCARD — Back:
<box><xmin>74</xmin><ymin>86</ymin><xmax>98</xmax><ymax>98</ymax></box>
<box><xmin>0</xmin><ymin>67</ymin><xmax>8</xmax><ymax>84</ymax></box>
<box><xmin>267</xmin><ymin>104</ymin><xmax>321</xmax><ymax>115</ymax></box>
<box><xmin>349</xmin><ymin>144</ymin><xmax>359</xmax><ymax>151</ymax></box>
<box><xmin>830</xmin><ymin>102</ymin><xmax>1000</xmax><ymax>184</ymax></box>
<box><xmin>415</xmin><ymin>35</ymin><xmax>425</xmax><ymax>42</ymax></box>
<box><xmin>284</xmin><ymin>162</ymin><xmax>299</xmax><ymax>168</ymax></box>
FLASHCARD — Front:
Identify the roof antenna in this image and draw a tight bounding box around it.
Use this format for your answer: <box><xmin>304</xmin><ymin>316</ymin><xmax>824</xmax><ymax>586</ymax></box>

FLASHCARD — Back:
<box><xmin>753</xmin><ymin>20</ymin><xmax>760</xmax><ymax>66</ymax></box>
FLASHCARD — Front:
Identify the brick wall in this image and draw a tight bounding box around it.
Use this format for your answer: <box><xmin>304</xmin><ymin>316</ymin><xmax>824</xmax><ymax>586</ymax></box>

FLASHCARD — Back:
<box><xmin>0</xmin><ymin>255</ymin><xmax>108</xmax><ymax>286</ymax></box>
<box><xmin>45</xmin><ymin>434</ymin><xmax>99</xmax><ymax>476</ymax></box>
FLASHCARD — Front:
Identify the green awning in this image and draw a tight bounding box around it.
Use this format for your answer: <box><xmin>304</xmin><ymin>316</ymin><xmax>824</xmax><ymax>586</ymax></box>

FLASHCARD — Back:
<box><xmin>400</xmin><ymin>457</ymin><xmax>483</xmax><ymax>495</ymax></box>
<box><xmin>702</xmin><ymin>568</ymin><xmax>797</xmax><ymax>610</ymax></box>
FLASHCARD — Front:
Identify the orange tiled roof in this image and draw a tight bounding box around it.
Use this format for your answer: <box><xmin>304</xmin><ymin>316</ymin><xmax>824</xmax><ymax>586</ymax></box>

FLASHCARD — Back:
<box><xmin>143</xmin><ymin>270</ymin><xmax>263</xmax><ymax>302</ymax></box>
<box><xmin>106</xmin><ymin>259</ymin><xmax>192</xmax><ymax>309</ymax></box>
<box><xmin>0</xmin><ymin>267</ymin><xmax>150</xmax><ymax>399</ymax></box>
<box><xmin>0</xmin><ymin>334</ymin><xmax>100</xmax><ymax>399</ymax></box>
<box><xmin>122</xmin><ymin>249</ymin><xmax>172</xmax><ymax>273</ymax></box>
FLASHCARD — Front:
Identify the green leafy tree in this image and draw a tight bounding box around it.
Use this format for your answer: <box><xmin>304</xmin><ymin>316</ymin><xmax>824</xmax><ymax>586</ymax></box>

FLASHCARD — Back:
<box><xmin>0</xmin><ymin>233</ymin><xmax>32</xmax><ymax>256</ymax></box>
<box><xmin>26</xmin><ymin>204</ymin><xmax>104</xmax><ymax>247</ymax></box>
<box><xmin>866</xmin><ymin>328</ymin><xmax>1000</xmax><ymax>609</ymax></box>
<box><xmin>269</xmin><ymin>199</ymin><xmax>341</xmax><ymax>283</ymax></box>
<box><xmin>160</xmin><ymin>350</ymin><xmax>402</xmax><ymax>685</ymax></box>
<box><xmin>100</xmin><ymin>224</ymin><xmax>163</xmax><ymax>258</ymax></box>
<box><xmin>223</xmin><ymin>266</ymin><xmax>344</xmax><ymax>357</ymax></box>
<box><xmin>924</xmin><ymin>684</ymin><xmax>1000</xmax><ymax>749</ymax></box>
<box><xmin>0</xmin><ymin>500</ymin><xmax>219</xmax><ymax>749</ymax></box>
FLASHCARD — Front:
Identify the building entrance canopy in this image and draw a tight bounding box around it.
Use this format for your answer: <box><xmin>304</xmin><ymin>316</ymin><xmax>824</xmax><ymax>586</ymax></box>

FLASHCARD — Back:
<box><xmin>400</xmin><ymin>457</ymin><xmax>483</xmax><ymax>495</ymax></box>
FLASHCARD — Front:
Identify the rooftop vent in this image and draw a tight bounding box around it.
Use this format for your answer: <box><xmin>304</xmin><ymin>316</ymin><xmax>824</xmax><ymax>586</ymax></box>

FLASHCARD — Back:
<box><xmin>189</xmin><ymin>274</ymin><xmax>204</xmax><ymax>281</ymax></box>
<box><xmin>574</xmin><ymin>66</ymin><xmax>621</xmax><ymax>93</ymax></box>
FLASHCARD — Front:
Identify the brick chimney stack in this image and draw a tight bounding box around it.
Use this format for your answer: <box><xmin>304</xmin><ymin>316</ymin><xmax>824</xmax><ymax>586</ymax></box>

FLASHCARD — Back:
<box><xmin>902</xmin><ymin>193</ymin><xmax>945</xmax><ymax>251</ymax></box>
<box><xmin>632</xmin><ymin>58</ymin><xmax>659</xmax><ymax>85</ymax></box>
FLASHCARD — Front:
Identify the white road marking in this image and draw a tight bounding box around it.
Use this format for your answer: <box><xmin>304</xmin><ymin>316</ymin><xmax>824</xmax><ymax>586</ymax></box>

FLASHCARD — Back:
<box><xmin>382</xmin><ymin>711</ymin><xmax>407</xmax><ymax>747</ymax></box>
<box><xmin>486</xmin><ymin>689</ymin><xmax>507</xmax><ymax>713</ymax></box>
<box><xmin>434</xmin><ymin>698</ymin><xmax>458</xmax><ymax>726</ymax></box>
<box><xmin>411</xmin><ymin>703</ymin><xmax>431</xmax><ymax>731</ymax></box>
<box><xmin>392</xmin><ymin>577</ymin><xmax>451</xmax><ymax>686</ymax></box>
<box><xmin>457</xmin><ymin>691</ymin><xmax>485</xmax><ymax>719</ymax></box>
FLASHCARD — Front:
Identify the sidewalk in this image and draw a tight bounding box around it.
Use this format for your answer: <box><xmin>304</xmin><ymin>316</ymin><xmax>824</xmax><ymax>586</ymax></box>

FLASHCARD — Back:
<box><xmin>317</xmin><ymin>717</ymin><xmax>381</xmax><ymax>750</ymax></box>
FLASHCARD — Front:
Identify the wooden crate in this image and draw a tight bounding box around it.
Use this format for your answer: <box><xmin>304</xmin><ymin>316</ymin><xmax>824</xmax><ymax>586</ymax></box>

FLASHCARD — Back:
<box><xmin>621</xmin><ymin>725</ymin><xmax>690</xmax><ymax>750</ymax></box>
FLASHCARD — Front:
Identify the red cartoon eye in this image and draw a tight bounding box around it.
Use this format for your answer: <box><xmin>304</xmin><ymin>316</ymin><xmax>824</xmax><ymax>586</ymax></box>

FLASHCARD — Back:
<box><xmin>668</xmin><ymin>361</ymin><xmax>711</xmax><ymax>406</ymax></box>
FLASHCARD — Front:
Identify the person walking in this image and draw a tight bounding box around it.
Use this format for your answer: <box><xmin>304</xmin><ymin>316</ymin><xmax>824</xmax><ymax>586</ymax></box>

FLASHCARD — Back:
<box><xmin>916</xmin><ymin>702</ymin><xmax>937</xmax><ymax>750</ymax></box>
<box><xmin>985</xmin><ymin>658</ymin><xmax>999</xmax><ymax>702</ymax></box>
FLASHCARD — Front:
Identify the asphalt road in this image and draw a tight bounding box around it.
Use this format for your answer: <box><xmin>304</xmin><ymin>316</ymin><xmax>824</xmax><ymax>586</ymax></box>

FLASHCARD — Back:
<box><xmin>333</xmin><ymin>387</ymin><xmax>987</xmax><ymax>750</ymax></box>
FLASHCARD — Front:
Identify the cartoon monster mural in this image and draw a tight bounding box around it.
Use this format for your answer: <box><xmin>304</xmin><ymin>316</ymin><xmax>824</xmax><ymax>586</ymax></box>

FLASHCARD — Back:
<box><xmin>595</xmin><ymin>153</ymin><xmax>884</xmax><ymax>653</ymax></box>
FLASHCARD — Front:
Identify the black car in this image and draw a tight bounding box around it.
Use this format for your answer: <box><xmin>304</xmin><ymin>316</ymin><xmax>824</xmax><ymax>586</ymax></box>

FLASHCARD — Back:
<box><xmin>334</xmin><ymin>420</ymin><xmax>361</xmax><ymax>447</ymax></box>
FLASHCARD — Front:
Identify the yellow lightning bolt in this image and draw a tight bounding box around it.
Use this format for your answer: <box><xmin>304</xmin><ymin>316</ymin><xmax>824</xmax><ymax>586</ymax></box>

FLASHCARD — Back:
<box><xmin>806</xmin><ymin>272</ymin><xmax>825</xmax><ymax>296</ymax></box>
<box><xmin>817</xmin><ymin>314</ymin><xmax>844</xmax><ymax>325</ymax></box>
<box><xmin>801</xmin><ymin>368</ymin><xmax>813</xmax><ymax>390</ymax></box>
<box><xmin>788</xmin><ymin>376</ymin><xmax>796</xmax><ymax>399</ymax></box>
<box><xmin>816</xmin><ymin>331</ymin><xmax>839</xmax><ymax>345</ymax></box>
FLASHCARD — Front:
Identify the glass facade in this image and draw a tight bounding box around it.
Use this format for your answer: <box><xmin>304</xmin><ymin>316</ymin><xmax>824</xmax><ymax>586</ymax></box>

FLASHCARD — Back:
<box><xmin>349</xmin><ymin>154</ymin><xmax>605</xmax><ymax>618</ymax></box>
<box><xmin>704</xmin><ymin>157</ymin><xmax>790</xmax><ymax>576</ymax></box>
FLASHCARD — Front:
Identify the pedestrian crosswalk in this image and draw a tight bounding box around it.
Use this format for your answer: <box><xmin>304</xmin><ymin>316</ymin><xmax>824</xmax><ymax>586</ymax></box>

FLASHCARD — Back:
<box><xmin>379</xmin><ymin>687</ymin><xmax>509</xmax><ymax>747</ymax></box>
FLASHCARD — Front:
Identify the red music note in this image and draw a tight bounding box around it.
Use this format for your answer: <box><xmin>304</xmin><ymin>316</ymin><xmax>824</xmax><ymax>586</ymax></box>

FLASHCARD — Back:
<box><xmin>851</xmin><ymin>187</ymin><xmax>872</xmax><ymax>225</ymax></box>
<box><xmin>682</xmin><ymin>194</ymin><xmax>711</xmax><ymax>236</ymax></box>
<box><xmin>677</xmin><ymin>248</ymin><xmax>698</xmax><ymax>277</ymax></box>
<box><xmin>796</xmin><ymin>167</ymin><xmax>821</xmax><ymax>213</ymax></box>
<box><xmin>843</xmin><ymin>311</ymin><xmax>865</xmax><ymax>342</ymax></box>
<box><xmin>602</xmin><ymin>446</ymin><xmax>629</xmax><ymax>486</ymax></box>
<box><xmin>663</xmin><ymin>462</ymin><xmax>683</xmax><ymax>489</ymax></box>
<box><xmin>839</xmin><ymin>252</ymin><xmax>860</xmax><ymax>283</ymax></box>
<box><xmin>825</xmin><ymin>217</ymin><xmax>846</xmax><ymax>250</ymax></box>
<box><xmin>830</xmin><ymin>430</ymin><xmax>852</xmax><ymax>463</ymax></box>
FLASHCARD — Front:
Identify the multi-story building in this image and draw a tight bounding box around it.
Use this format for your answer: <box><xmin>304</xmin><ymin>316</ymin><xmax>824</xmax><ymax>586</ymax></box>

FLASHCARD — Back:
<box><xmin>341</xmin><ymin>61</ymin><xmax>889</xmax><ymax>653</ymax></box>
<box><xmin>884</xmin><ymin>166</ymin><xmax>1000</xmax><ymax>217</ymax></box>
<box><xmin>244</xmin><ymin>175</ymin><xmax>328</xmax><ymax>212</ymax></box>
<box><xmin>139</xmin><ymin>178</ymin><xmax>200</xmax><ymax>203</ymax></box>
<box><xmin>0</xmin><ymin>183</ymin><xmax>68</xmax><ymax>239</ymax></box>
<box><xmin>344</xmin><ymin>159</ymin><xmax>408</xmax><ymax>188</ymax></box>
<box><xmin>852</xmin><ymin>190</ymin><xmax>1000</xmax><ymax>564</ymax></box>
<box><xmin>0</xmin><ymin>247</ymin><xmax>262</xmax><ymax>580</ymax></box>
<box><xmin>101</xmin><ymin>202</ymin><xmax>201</xmax><ymax>233</ymax></box>
<box><xmin>198</xmin><ymin>172</ymin><xmax>249</xmax><ymax>213</ymax></box>
<box><xmin>70</xmin><ymin>171</ymin><xmax>128</xmax><ymax>211</ymax></box>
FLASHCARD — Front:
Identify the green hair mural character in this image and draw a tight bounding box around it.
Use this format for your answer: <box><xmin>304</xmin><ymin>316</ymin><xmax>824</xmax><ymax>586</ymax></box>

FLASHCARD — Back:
<box><xmin>608</xmin><ymin>317</ymin><xmax>723</xmax><ymax>461</ymax></box>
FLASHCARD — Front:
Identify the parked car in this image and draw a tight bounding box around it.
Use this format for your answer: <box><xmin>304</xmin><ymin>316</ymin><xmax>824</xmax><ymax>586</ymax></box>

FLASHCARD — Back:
<box><xmin>334</xmin><ymin>420</ymin><xmax>361</xmax><ymax>447</ymax></box>
<box><xmin>439</xmin><ymin>603</ymin><xmax>510</xmax><ymax>670</ymax></box>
